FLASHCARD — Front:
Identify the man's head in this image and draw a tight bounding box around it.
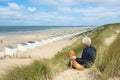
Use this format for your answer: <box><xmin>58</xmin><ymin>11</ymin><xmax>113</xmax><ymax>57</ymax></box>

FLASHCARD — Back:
<box><xmin>82</xmin><ymin>37</ymin><xmax>91</xmax><ymax>47</ymax></box>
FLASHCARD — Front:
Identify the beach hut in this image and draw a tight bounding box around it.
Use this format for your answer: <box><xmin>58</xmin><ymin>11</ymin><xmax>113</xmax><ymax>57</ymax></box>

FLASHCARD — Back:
<box><xmin>58</xmin><ymin>35</ymin><xmax>64</xmax><ymax>40</ymax></box>
<box><xmin>48</xmin><ymin>37</ymin><xmax>54</xmax><ymax>43</ymax></box>
<box><xmin>41</xmin><ymin>39</ymin><xmax>49</xmax><ymax>45</ymax></box>
<box><xmin>35</xmin><ymin>40</ymin><xmax>41</xmax><ymax>47</ymax></box>
<box><xmin>55</xmin><ymin>35</ymin><xmax>61</xmax><ymax>40</ymax></box>
<box><xmin>18</xmin><ymin>43</ymin><xmax>28</xmax><ymax>52</ymax></box>
<box><xmin>43</xmin><ymin>38</ymin><xmax>52</xmax><ymax>43</ymax></box>
<box><xmin>5</xmin><ymin>46</ymin><xmax>17</xmax><ymax>57</ymax></box>
<box><xmin>0</xmin><ymin>51</ymin><xmax>4</xmax><ymax>59</ymax></box>
<box><xmin>62</xmin><ymin>35</ymin><xmax>68</xmax><ymax>39</ymax></box>
<box><xmin>54</xmin><ymin>36</ymin><xmax>61</xmax><ymax>41</ymax></box>
<box><xmin>27</xmin><ymin>41</ymin><xmax>37</xmax><ymax>49</ymax></box>
<box><xmin>46</xmin><ymin>38</ymin><xmax>53</xmax><ymax>43</ymax></box>
<box><xmin>51</xmin><ymin>36</ymin><xmax>59</xmax><ymax>41</ymax></box>
<box><xmin>36</xmin><ymin>40</ymin><xmax>45</xmax><ymax>46</ymax></box>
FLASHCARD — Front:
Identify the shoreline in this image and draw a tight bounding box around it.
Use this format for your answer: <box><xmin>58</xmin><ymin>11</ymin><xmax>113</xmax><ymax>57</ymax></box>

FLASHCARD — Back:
<box><xmin>0</xmin><ymin>27</ymin><xmax>89</xmax><ymax>36</ymax></box>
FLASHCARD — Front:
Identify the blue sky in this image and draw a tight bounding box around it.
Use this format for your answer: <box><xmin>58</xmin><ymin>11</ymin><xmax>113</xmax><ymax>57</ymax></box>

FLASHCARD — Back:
<box><xmin>0</xmin><ymin>0</ymin><xmax>120</xmax><ymax>26</ymax></box>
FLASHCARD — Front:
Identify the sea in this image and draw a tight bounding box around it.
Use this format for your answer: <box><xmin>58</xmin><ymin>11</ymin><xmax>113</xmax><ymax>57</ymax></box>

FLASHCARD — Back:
<box><xmin>0</xmin><ymin>26</ymin><xmax>84</xmax><ymax>36</ymax></box>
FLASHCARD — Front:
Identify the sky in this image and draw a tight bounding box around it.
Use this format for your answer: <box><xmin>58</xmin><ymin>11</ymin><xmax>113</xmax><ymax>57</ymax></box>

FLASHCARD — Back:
<box><xmin>0</xmin><ymin>0</ymin><xmax>120</xmax><ymax>26</ymax></box>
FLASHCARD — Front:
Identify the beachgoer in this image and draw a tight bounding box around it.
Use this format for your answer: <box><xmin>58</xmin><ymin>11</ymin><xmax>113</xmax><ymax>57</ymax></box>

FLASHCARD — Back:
<box><xmin>0</xmin><ymin>40</ymin><xmax>3</xmax><ymax>44</ymax></box>
<box><xmin>69</xmin><ymin>36</ymin><xmax>96</xmax><ymax>70</ymax></box>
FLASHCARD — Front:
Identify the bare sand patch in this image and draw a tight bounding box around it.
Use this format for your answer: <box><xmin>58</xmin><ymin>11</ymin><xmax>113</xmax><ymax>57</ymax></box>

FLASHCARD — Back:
<box><xmin>53</xmin><ymin>69</ymin><xmax>94</xmax><ymax>80</ymax></box>
<box><xmin>104</xmin><ymin>35</ymin><xmax>116</xmax><ymax>46</ymax></box>
<box><xmin>115</xmin><ymin>30</ymin><xmax>120</xmax><ymax>34</ymax></box>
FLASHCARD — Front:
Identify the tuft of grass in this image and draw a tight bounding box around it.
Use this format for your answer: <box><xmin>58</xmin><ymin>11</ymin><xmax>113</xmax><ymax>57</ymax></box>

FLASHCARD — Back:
<box><xmin>1</xmin><ymin>60</ymin><xmax>52</xmax><ymax>80</ymax></box>
<box><xmin>91</xmin><ymin>23</ymin><xmax>120</xmax><ymax>80</ymax></box>
<box><xmin>98</xmin><ymin>33</ymin><xmax>120</xmax><ymax>80</ymax></box>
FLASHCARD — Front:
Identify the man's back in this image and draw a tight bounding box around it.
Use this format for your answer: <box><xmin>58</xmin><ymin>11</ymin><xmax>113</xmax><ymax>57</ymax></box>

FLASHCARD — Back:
<box><xmin>82</xmin><ymin>45</ymin><xmax>96</xmax><ymax>67</ymax></box>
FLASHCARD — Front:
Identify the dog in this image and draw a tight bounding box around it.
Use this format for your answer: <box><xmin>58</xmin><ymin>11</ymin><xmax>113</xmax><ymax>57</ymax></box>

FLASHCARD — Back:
<box><xmin>69</xmin><ymin>50</ymin><xmax>84</xmax><ymax>70</ymax></box>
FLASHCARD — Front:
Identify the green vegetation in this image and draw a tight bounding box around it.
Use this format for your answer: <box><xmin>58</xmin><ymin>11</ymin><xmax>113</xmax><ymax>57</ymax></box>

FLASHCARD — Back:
<box><xmin>1</xmin><ymin>60</ymin><xmax>52</xmax><ymax>80</ymax></box>
<box><xmin>1</xmin><ymin>23</ymin><xmax>120</xmax><ymax>80</ymax></box>
<box><xmin>90</xmin><ymin>23</ymin><xmax>120</xmax><ymax>80</ymax></box>
<box><xmin>99</xmin><ymin>33</ymin><xmax>120</xmax><ymax>80</ymax></box>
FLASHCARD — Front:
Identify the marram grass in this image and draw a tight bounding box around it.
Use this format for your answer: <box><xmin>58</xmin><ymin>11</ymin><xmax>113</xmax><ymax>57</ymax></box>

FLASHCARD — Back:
<box><xmin>1</xmin><ymin>60</ymin><xmax>52</xmax><ymax>80</ymax></box>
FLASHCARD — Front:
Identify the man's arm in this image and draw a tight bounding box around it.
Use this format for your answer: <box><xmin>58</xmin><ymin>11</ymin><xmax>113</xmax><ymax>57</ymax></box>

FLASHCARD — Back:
<box><xmin>75</xmin><ymin>58</ymin><xmax>87</xmax><ymax>65</ymax></box>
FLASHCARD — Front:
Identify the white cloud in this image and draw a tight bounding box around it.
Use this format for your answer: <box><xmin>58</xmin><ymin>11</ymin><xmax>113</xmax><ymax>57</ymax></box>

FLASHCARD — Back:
<box><xmin>30</xmin><ymin>0</ymin><xmax>120</xmax><ymax>7</ymax></box>
<box><xmin>30</xmin><ymin>0</ymin><xmax>79</xmax><ymax>7</ymax></box>
<box><xmin>0</xmin><ymin>2</ymin><xmax>79</xmax><ymax>25</ymax></box>
<box><xmin>0</xmin><ymin>3</ymin><xmax>38</xmax><ymax>18</ymax></box>
<box><xmin>58</xmin><ymin>5</ymin><xmax>120</xmax><ymax>24</ymax></box>
<box><xmin>30</xmin><ymin>0</ymin><xmax>120</xmax><ymax>24</ymax></box>
<box><xmin>8</xmin><ymin>3</ymin><xmax>22</xmax><ymax>10</ymax></box>
<box><xmin>0</xmin><ymin>7</ymin><xmax>21</xmax><ymax>18</ymax></box>
<box><xmin>0</xmin><ymin>1</ymin><xmax>120</xmax><ymax>26</ymax></box>
<box><xmin>80</xmin><ymin>0</ymin><xmax>120</xmax><ymax>7</ymax></box>
<box><xmin>28</xmin><ymin>7</ymin><xmax>36</xmax><ymax>12</ymax></box>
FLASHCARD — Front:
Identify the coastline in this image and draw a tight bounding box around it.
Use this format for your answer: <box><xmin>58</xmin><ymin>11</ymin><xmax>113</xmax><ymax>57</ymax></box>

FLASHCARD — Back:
<box><xmin>0</xmin><ymin>27</ymin><xmax>89</xmax><ymax>50</ymax></box>
<box><xmin>0</xmin><ymin>27</ymin><xmax>89</xmax><ymax>36</ymax></box>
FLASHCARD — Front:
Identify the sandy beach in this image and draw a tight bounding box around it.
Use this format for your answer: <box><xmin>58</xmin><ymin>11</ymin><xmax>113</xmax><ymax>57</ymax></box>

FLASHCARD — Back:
<box><xmin>0</xmin><ymin>27</ymin><xmax>88</xmax><ymax>76</ymax></box>
<box><xmin>0</xmin><ymin>27</ymin><xmax>88</xmax><ymax>50</ymax></box>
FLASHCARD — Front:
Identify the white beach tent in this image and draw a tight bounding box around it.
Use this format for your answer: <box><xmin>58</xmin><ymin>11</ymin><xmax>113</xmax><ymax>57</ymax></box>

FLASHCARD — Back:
<box><xmin>27</xmin><ymin>41</ymin><xmax>37</xmax><ymax>49</ymax></box>
<box><xmin>18</xmin><ymin>43</ymin><xmax>28</xmax><ymax>52</ymax></box>
<box><xmin>5</xmin><ymin>46</ymin><xmax>17</xmax><ymax>57</ymax></box>
<box><xmin>0</xmin><ymin>50</ymin><xmax>4</xmax><ymax>59</ymax></box>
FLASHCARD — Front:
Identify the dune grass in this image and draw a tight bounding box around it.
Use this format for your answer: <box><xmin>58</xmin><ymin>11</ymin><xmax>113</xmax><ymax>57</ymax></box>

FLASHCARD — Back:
<box><xmin>1</xmin><ymin>60</ymin><xmax>52</xmax><ymax>80</ymax></box>
<box><xmin>90</xmin><ymin>23</ymin><xmax>120</xmax><ymax>80</ymax></box>
<box><xmin>95</xmin><ymin>33</ymin><xmax>120</xmax><ymax>80</ymax></box>
<box><xmin>1</xmin><ymin>23</ymin><xmax>120</xmax><ymax>80</ymax></box>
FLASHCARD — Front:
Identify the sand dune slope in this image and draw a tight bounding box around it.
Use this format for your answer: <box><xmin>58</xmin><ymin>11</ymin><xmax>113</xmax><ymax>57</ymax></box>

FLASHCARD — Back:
<box><xmin>53</xmin><ymin>69</ymin><xmax>95</xmax><ymax>80</ymax></box>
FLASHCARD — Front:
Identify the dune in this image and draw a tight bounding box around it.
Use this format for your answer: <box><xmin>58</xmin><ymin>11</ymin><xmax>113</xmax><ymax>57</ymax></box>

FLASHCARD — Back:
<box><xmin>104</xmin><ymin>35</ymin><xmax>117</xmax><ymax>46</ymax></box>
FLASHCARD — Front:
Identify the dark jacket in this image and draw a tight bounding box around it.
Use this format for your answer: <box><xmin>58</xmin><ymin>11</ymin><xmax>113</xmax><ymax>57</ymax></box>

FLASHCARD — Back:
<box><xmin>75</xmin><ymin>45</ymin><xmax>96</xmax><ymax>68</ymax></box>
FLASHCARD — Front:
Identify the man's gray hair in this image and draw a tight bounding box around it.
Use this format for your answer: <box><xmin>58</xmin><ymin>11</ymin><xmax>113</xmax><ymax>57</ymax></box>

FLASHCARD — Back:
<box><xmin>82</xmin><ymin>37</ymin><xmax>91</xmax><ymax>46</ymax></box>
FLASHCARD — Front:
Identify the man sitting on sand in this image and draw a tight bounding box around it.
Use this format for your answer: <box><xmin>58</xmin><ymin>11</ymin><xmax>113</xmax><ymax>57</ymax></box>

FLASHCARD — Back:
<box><xmin>69</xmin><ymin>37</ymin><xmax>96</xmax><ymax>70</ymax></box>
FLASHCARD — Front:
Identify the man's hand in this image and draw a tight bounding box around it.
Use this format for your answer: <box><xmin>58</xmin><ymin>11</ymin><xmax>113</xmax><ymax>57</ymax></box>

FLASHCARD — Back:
<box><xmin>70</xmin><ymin>56</ymin><xmax>76</xmax><ymax>60</ymax></box>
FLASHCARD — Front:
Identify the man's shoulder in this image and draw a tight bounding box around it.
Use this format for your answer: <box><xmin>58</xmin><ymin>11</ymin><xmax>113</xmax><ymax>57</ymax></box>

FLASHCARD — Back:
<box><xmin>84</xmin><ymin>46</ymin><xmax>96</xmax><ymax>52</ymax></box>
<box><xmin>90</xmin><ymin>45</ymin><xmax>96</xmax><ymax>49</ymax></box>
<box><xmin>85</xmin><ymin>46</ymin><xmax>96</xmax><ymax>52</ymax></box>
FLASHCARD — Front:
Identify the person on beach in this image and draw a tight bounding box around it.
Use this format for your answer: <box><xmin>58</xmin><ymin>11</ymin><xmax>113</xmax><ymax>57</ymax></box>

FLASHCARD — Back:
<box><xmin>0</xmin><ymin>40</ymin><xmax>3</xmax><ymax>44</ymax></box>
<box><xmin>69</xmin><ymin>36</ymin><xmax>96</xmax><ymax>70</ymax></box>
